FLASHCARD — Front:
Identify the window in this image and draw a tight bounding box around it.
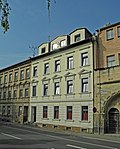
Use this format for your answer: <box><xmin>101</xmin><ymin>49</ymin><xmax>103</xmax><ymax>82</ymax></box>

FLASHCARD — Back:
<box><xmin>52</xmin><ymin>43</ymin><xmax>58</xmax><ymax>50</ymax></box>
<box><xmin>60</xmin><ymin>40</ymin><xmax>66</xmax><ymax>47</ymax></box>
<box><xmin>54</xmin><ymin>82</ymin><xmax>60</xmax><ymax>95</ymax></box>
<box><xmin>32</xmin><ymin>86</ymin><xmax>36</xmax><ymax>97</ymax></box>
<box><xmin>0</xmin><ymin>77</ymin><xmax>2</xmax><ymax>84</ymax></box>
<box><xmin>55</xmin><ymin>60</ymin><xmax>60</xmax><ymax>72</ymax></box>
<box><xmin>67</xmin><ymin>56</ymin><xmax>73</xmax><ymax>69</ymax></box>
<box><xmin>14</xmin><ymin>72</ymin><xmax>18</xmax><ymax>81</ymax></box>
<box><xmin>117</xmin><ymin>27</ymin><xmax>120</xmax><ymax>37</ymax></box>
<box><xmin>107</xmin><ymin>55</ymin><xmax>115</xmax><ymax>67</ymax></box>
<box><xmin>9</xmin><ymin>74</ymin><xmax>12</xmax><ymax>82</ymax></box>
<box><xmin>81</xmin><ymin>52</ymin><xmax>88</xmax><ymax>66</ymax></box>
<box><xmin>43</xmin><ymin>106</ymin><xmax>48</xmax><ymax>118</ymax></box>
<box><xmin>43</xmin><ymin>84</ymin><xmax>48</xmax><ymax>96</ymax></box>
<box><xmin>0</xmin><ymin>92</ymin><xmax>2</xmax><ymax>99</ymax></box>
<box><xmin>20</xmin><ymin>70</ymin><xmax>24</xmax><ymax>80</ymax></box>
<box><xmin>74</xmin><ymin>34</ymin><xmax>81</xmax><ymax>42</ymax></box>
<box><xmin>7</xmin><ymin>106</ymin><xmax>10</xmax><ymax>115</ymax></box>
<box><xmin>2</xmin><ymin>106</ymin><xmax>5</xmax><ymax>115</ymax></box>
<box><xmin>33</xmin><ymin>66</ymin><xmax>37</xmax><ymax>77</ymax></box>
<box><xmin>67</xmin><ymin>80</ymin><xmax>73</xmax><ymax>94</ymax></box>
<box><xmin>3</xmin><ymin>91</ymin><xmax>6</xmax><ymax>99</ymax></box>
<box><xmin>25</xmin><ymin>88</ymin><xmax>29</xmax><ymax>97</ymax></box>
<box><xmin>82</xmin><ymin>106</ymin><xmax>88</xmax><ymax>121</ymax></box>
<box><xmin>26</xmin><ymin>69</ymin><xmax>30</xmax><ymax>79</ymax></box>
<box><xmin>8</xmin><ymin>91</ymin><xmax>11</xmax><ymax>98</ymax></box>
<box><xmin>44</xmin><ymin>63</ymin><xmax>49</xmax><ymax>74</ymax></box>
<box><xmin>54</xmin><ymin>106</ymin><xmax>59</xmax><ymax>119</ymax></box>
<box><xmin>106</xmin><ymin>29</ymin><xmax>114</xmax><ymax>40</ymax></box>
<box><xmin>18</xmin><ymin>106</ymin><xmax>22</xmax><ymax>116</ymax></box>
<box><xmin>67</xmin><ymin>106</ymin><xmax>72</xmax><ymax>120</ymax></box>
<box><xmin>13</xmin><ymin>90</ymin><xmax>17</xmax><ymax>98</ymax></box>
<box><xmin>4</xmin><ymin>75</ymin><xmax>7</xmax><ymax>83</ymax></box>
<box><xmin>41</xmin><ymin>47</ymin><xmax>46</xmax><ymax>54</ymax></box>
<box><xmin>19</xmin><ymin>89</ymin><xmax>23</xmax><ymax>98</ymax></box>
<box><xmin>81</xmin><ymin>78</ymin><xmax>89</xmax><ymax>92</ymax></box>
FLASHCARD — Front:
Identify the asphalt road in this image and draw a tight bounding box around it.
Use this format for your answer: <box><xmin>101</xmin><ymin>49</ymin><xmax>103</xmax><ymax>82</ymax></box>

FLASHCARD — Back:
<box><xmin>0</xmin><ymin>122</ymin><xmax>120</xmax><ymax>149</ymax></box>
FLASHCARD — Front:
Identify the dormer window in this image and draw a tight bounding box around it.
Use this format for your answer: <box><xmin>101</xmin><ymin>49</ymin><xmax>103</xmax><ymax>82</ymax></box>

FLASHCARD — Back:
<box><xmin>74</xmin><ymin>34</ymin><xmax>81</xmax><ymax>42</ymax></box>
<box><xmin>60</xmin><ymin>40</ymin><xmax>66</xmax><ymax>47</ymax></box>
<box><xmin>41</xmin><ymin>47</ymin><xmax>46</xmax><ymax>54</ymax></box>
<box><xmin>52</xmin><ymin>43</ymin><xmax>58</xmax><ymax>50</ymax></box>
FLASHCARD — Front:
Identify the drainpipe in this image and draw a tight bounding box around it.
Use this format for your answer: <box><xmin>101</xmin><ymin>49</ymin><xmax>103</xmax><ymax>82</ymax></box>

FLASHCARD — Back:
<box><xmin>97</xmin><ymin>29</ymin><xmax>102</xmax><ymax>135</ymax></box>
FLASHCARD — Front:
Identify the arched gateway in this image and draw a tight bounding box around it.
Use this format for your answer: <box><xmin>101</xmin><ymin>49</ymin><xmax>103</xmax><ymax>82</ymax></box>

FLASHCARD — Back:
<box><xmin>104</xmin><ymin>93</ymin><xmax>120</xmax><ymax>134</ymax></box>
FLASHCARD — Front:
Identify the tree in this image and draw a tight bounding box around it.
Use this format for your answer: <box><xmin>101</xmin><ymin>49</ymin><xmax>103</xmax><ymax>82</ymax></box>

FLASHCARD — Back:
<box><xmin>0</xmin><ymin>0</ymin><xmax>56</xmax><ymax>33</ymax></box>
<box><xmin>0</xmin><ymin>0</ymin><xmax>10</xmax><ymax>33</ymax></box>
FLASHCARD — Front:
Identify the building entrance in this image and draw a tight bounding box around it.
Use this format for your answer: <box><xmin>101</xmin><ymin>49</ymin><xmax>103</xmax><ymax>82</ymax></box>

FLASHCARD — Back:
<box><xmin>109</xmin><ymin>108</ymin><xmax>119</xmax><ymax>133</ymax></box>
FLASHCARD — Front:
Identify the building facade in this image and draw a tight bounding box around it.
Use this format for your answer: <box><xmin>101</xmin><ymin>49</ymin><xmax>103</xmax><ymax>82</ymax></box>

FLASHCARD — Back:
<box><xmin>29</xmin><ymin>28</ymin><xmax>94</xmax><ymax>133</ymax></box>
<box><xmin>94</xmin><ymin>22</ymin><xmax>120</xmax><ymax>134</ymax></box>
<box><xmin>0</xmin><ymin>60</ymin><xmax>31</xmax><ymax>124</ymax></box>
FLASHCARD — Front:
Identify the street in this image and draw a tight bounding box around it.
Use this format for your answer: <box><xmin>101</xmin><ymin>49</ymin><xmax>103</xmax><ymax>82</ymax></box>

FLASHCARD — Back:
<box><xmin>0</xmin><ymin>122</ymin><xmax>120</xmax><ymax>149</ymax></box>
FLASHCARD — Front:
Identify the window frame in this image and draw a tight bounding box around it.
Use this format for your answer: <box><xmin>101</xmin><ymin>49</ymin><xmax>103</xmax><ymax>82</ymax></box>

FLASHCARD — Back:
<box><xmin>81</xmin><ymin>106</ymin><xmax>88</xmax><ymax>121</ymax></box>
<box><xmin>107</xmin><ymin>55</ymin><xmax>115</xmax><ymax>67</ymax></box>
<box><xmin>33</xmin><ymin>66</ymin><xmax>37</xmax><ymax>77</ymax></box>
<box><xmin>67</xmin><ymin>106</ymin><xmax>72</xmax><ymax>120</ymax></box>
<box><xmin>54</xmin><ymin>106</ymin><xmax>59</xmax><ymax>119</ymax></box>
<box><xmin>43</xmin><ymin>84</ymin><xmax>48</xmax><ymax>96</ymax></box>
<box><xmin>43</xmin><ymin>106</ymin><xmax>48</xmax><ymax>118</ymax></box>
<box><xmin>44</xmin><ymin>63</ymin><xmax>49</xmax><ymax>74</ymax></box>
<box><xmin>106</xmin><ymin>29</ymin><xmax>114</xmax><ymax>40</ymax></box>
<box><xmin>74</xmin><ymin>34</ymin><xmax>81</xmax><ymax>42</ymax></box>
<box><xmin>67</xmin><ymin>80</ymin><xmax>74</xmax><ymax>94</ymax></box>
<box><xmin>55</xmin><ymin>60</ymin><xmax>60</xmax><ymax>72</ymax></box>
<box><xmin>54</xmin><ymin>82</ymin><xmax>60</xmax><ymax>95</ymax></box>
<box><xmin>67</xmin><ymin>56</ymin><xmax>73</xmax><ymax>69</ymax></box>
<box><xmin>81</xmin><ymin>77</ymin><xmax>89</xmax><ymax>93</ymax></box>
<box><xmin>32</xmin><ymin>85</ymin><xmax>36</xmax><ymax>97</ymax></box>
<box><xmin>81</xmin><ymin>52</ymin><xmax>88</xmax><ymax>66</ymax></box>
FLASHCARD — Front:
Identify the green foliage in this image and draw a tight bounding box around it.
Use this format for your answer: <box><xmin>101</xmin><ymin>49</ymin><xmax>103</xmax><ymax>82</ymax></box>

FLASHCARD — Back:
<box><xmin>0</xmin><ymin>0</ymin><xmax>56</xmax><ymax>33</ymax></box>
<box><xmin>0</xmin><ymin>0</ymin><xmax>11</xmax><ymax>33</ymax></box>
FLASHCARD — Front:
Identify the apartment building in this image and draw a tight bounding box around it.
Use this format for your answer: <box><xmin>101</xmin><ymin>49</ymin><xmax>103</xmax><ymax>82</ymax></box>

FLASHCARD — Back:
<box><xmin>29</xmin><ymin>28</ymin><xmax>94</xmax><ymax>133</ymax></box>
<box><xmin>0</xmin><ymin>59</ymin><xmax>31</xmax><ymax>124</ymax></box>
<box><xmin>94</xmin><ymin>22</ymin><xmax>120</xmax><ymax>134</ymax></box>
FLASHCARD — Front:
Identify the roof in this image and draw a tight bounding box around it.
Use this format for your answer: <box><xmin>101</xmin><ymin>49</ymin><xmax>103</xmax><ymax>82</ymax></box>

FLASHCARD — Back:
<box><xmin>96</xmin><ymin>22</ymin><xmax>120</xmax><ymax>31</ymax></box>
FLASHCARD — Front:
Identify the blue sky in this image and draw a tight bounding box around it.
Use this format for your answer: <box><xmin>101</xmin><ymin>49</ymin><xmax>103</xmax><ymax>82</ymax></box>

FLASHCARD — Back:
<box><xmin>0</xmin><ymin>0</ymin><xmax>120</xmax><ymax>69</ymax></box>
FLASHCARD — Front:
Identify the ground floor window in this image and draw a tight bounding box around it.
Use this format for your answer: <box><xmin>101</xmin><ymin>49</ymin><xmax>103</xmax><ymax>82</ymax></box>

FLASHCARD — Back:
<box><xmin>67</xmin><ymin>106</ymin><xmax>72</xmax><ymax>120</ymax></box>
<box><xmin>43</xmin><ymin>106</ymin><xmax>48</xmax><ymax>118</ymax></box>
<box><xmin>82</xmin><ymin>106</ymin><xmax>88</xmax><ymax>121</ymax></box>
<box><xmin>54</xmin><ymin>106</ymin><xmax>59</xmax><ymax>119</ymax></box>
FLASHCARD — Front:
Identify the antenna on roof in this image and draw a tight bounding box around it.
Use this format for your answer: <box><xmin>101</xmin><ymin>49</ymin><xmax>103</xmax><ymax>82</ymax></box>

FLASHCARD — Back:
<box><xmin>48</xmin><ymin>35</ymin><xmax>51</xmax><ymax>42</ymax></box>
<box><xmin>29</xmin><ymin>45</ymin><xmax>38</xmax><ymax>57</ymax></box>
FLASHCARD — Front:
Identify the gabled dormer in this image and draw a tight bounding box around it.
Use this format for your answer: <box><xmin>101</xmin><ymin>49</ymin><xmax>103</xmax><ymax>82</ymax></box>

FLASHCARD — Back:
<box><xmin>69</xmin><ymin>28</ymin><xmax>92</xmax><ymax>44</ymax></box>
<box><xmin>50</xmin><ymin>35</ymin><xmax>70</xmax><ymax>51</ymax></box>
<box><xmin>38</xmin><ymin>42</ymin><xmax>49</xmax><ymax>56</ymax></box>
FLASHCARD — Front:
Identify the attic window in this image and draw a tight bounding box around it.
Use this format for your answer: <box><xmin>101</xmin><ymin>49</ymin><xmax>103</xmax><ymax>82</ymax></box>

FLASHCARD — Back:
<box><xmin>52</xmin><ymin>43</ymin><xmax>58</xmax><ymax>50</ymax></box>
<box><xmin>41</xmin><ymin>47</ymin><xmax>46</xmax><ymax>54</ymax></box>
<box><xmin>74</xmin><ymin>34</ymin><xmax>81</xmax><ymax>42</ymax></box>
<box><xmin>60</xmin><ymin>40</ymin><xmax>66</xmax><ymax>47</ymax></box>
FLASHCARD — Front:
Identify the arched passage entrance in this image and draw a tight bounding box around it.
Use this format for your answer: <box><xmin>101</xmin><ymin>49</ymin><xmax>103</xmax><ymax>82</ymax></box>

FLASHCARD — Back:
<box><xmin>104</xmin><ymin>92</ymin><xmax>120</xmax><ymax>134</ymax></box>
<box><xmin>109</xmin><ymin>108</ymin><xmax>119</xmax><ymax>133</ymax></box>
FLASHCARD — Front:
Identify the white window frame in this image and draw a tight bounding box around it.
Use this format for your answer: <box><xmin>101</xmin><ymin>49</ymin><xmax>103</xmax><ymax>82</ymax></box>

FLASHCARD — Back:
<box><xmin>60</xmin><ymin>40</ymin><xmax>66</xmax><ymax>47</ymax></box>
<box><xmin>43</xmin><ymin>84</ymin><xmax>48</xmax><ymax>96</ymax></box>
<box><xmin>55</xmin><ymin>60</ymin><xmax>60</xmax><ymax>72</ymax></box>
<box><xmin>81</xmin><ymin>52</ymin><xmax>88</xmax><ymax>66</ymax></box>
<box><xmin>106</xmin><ymin>29</ymin><xmax>114</xmax><ymax>40</ymax></box>
<box><xmin>81</xmin><ymin>78</ymin><xmax>89</xmax><ymax>93</ymax></box>
<box><xmin>52</xmin><ymin>43</ymin><xmax>58</xmax><ymax>50</ymax></box>
<box><xmin>67</xmin><ymin>80</ymin><xmax>74</xmax><ymax>94</ymax></box>
<box><xmin>107</xmin><ymin>55</ymin><xmax>115</xmax><ymax>67</ymax></box>
<box><xmin>54</xmin><ymin>82</ymin><xmax>60</xmax><ymax>95</ymax></box>
<box><xmin>67</xmin><ymin>56</ymin><xmax>73</xmax><ymax>69</ymax></box>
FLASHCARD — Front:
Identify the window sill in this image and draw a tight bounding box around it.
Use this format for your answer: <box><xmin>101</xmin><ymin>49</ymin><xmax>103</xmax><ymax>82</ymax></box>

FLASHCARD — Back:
<box><xmin>106</xmin><ymin>38</ymin><xmax>114</xmax><ymax>41</ymax></box>
<box><xmin>42</xmin><ymin>95</ymin><xmax>50</xmax><ymax>97</ymax></box>
<box><xmin>79</xmin><ymin>92</ymin><xmax>91</xmax><ymax>94</ymax></box>
<box><xmin>42</xmin><ymin>118</ymin><xmax>49</xmax><ymax>120</ymax></box>
<box><xmin>52</xmin><ymin>94</ymin><xmax>61</xmax><ymax>97</ymax></box>
<box><xmin>52</xmin><ymin>119</ymin><xmax>61</xmax><ymax>121</ymax></box>
<box><xmin>80</xmin><ymin>64</ymin><xmax>90</xmax><ymax>68</ymax></box>
<box><xmin>54</xmin><ymin>71</ymin><xmax>61</xmax><ymax>73</ymax></box>
<box><xmin>79</xmin><ymin>120</ymin><xmax>90</xmax><ymax>123</ymax></box>
<box><xmin>65</xmin><ymin>93</ymin><xmax>75</xmax><ymax>96</ymax></box>
<box><xmin>66</xmin><ymin>68</ymin><xmax>75</xmax><ymax>71</ymax></box>
<box><xmin>65</xmin><ymin>119</ymin><xmax>74</xmax><ymax>122</ymax></box>
<box><xmin>43</xmin><ymin>73</ymin><xmax>50</xmax><ymax>76</ymax></box>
